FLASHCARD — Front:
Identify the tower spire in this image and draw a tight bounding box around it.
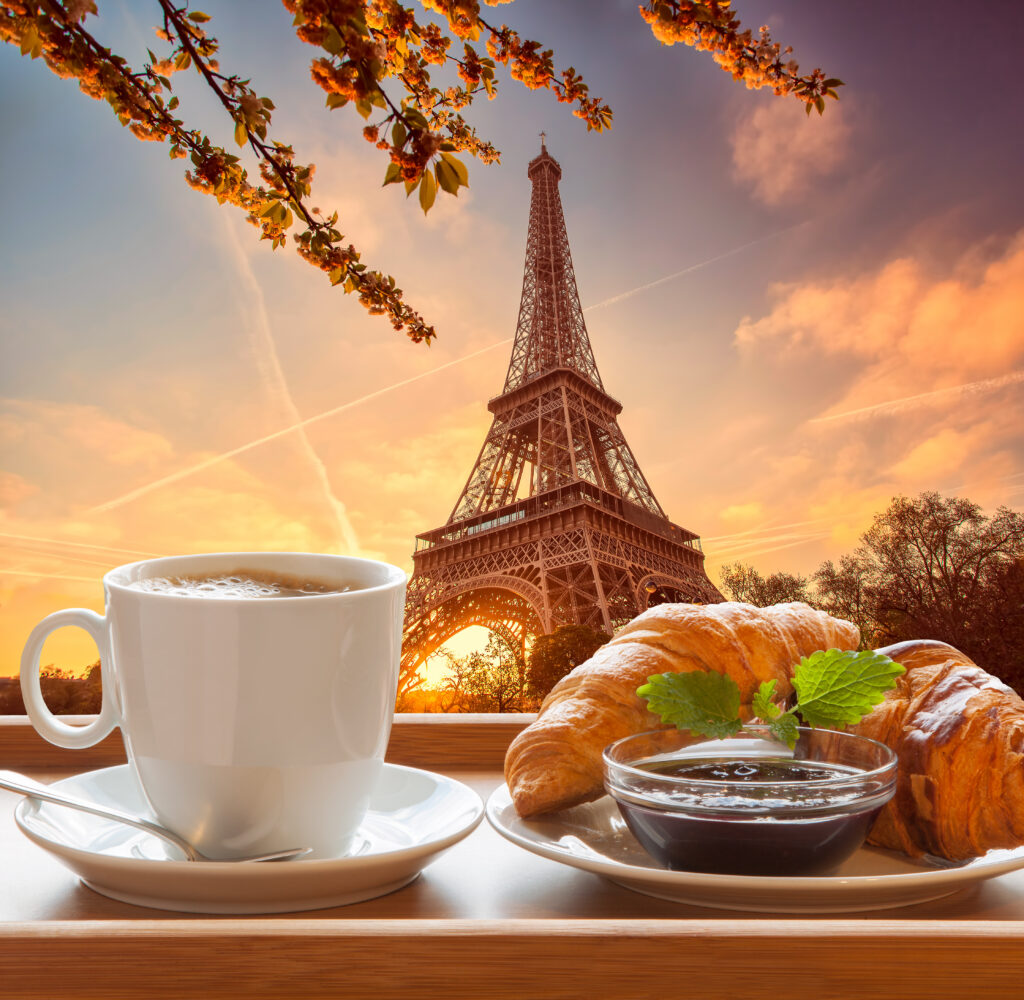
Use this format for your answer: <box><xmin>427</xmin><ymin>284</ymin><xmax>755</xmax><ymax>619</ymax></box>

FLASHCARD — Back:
<box><xmin>503</xmin><ymin>142</ymin><xmax>602</xmax><ymax>392</ymax></box>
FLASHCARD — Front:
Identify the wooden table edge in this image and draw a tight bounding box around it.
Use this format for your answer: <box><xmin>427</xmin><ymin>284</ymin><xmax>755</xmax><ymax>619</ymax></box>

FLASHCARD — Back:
<box><xmin>2</xmin><ymin>918</ymin><xmax>1023</xmax><ymax>999</ymax></box>
<box><xmin>2</xmin><ymin>915</ymin><xmax>1024</xmax><ymax>939</ymax></box>
<box><xmin>0</xmin><ymin>713</ymin><xmax>534</xmax><ymax>770</ymax></box>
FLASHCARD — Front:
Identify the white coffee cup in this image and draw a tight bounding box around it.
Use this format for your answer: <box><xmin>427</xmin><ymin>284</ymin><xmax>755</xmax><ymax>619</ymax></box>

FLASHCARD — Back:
<box><xmin>20</xmin><ymin>552</ymin><xmax>406</xmax><ymax>860</ymax></box>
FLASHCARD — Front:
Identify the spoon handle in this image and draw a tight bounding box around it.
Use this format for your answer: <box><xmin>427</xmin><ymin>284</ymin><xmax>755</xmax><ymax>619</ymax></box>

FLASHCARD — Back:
<box><xmin>0</xmin><ymin>768</ymin><xmax>199</xmax><ymax>860</ymax></box>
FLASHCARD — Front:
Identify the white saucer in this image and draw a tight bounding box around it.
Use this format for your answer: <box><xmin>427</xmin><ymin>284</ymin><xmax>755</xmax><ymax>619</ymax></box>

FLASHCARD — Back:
<box><xmin>486</xmin><ymin>783</ymin><xmax>1024</xmax><ymax>913</ymax></box>
<box><xmin>15</xmin><ymin>763</ymin><xmax>483</xmax><ymax>913</ymax></box>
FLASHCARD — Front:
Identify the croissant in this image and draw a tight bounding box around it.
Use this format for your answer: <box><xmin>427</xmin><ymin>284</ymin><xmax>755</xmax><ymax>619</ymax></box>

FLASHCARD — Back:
<box><xmin>505</xmin><ymin>601</ymin><xmax>860</xmax><ymax>817</ymax></box>
<box><xmin>853</xmin><ymin>638</ymin><xmax>1024</xmax><ymax>860</ymax></box>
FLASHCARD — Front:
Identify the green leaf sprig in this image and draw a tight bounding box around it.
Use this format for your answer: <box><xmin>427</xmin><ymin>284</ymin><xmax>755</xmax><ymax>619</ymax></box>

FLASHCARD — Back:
<box><xmin>636</xmin><ymin>648</ymin><xmax>905</xmax><ymax>749</ymax></box>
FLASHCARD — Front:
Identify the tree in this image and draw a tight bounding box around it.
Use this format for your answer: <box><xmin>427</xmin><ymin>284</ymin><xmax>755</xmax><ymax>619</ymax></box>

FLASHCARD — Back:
<box><xmin>719</xmin><ymin>562</ymin><xmax>809</xmax><ymax>606</ymax></box>
<box><xmin>723</xmin><ymin>493</ymin><xmax>1024</xmax><ymax>692</ymax></box>
<box><xmin>968</xmin><ymin>555</ymin><xmax>1024</xmax><ymax>690</ymax></box>
<box><xmin>812</xmin><ymin>552</ymin><xmax>878</xmax><ymax>648</ymax></box>
<box><xmin>1</xmin><ymin>1</ymin><xmax>841</xmax><ymax>341</ymax></box>
<box><xmin>438</xmin><ymin>631</ymin><xmax>528</xmax><ymax>712</ymax></box>
<box><xmin>526</xmin><ymin>623</ymin><xmax>609</xmax><ymax>701</ymax></box>
<box><xmin>0</xmin><ymin>661</ymin><xmax>102</xmax><ymax>714</ymax></box>
<box><xmin>847</xmin><ymin>493</ymin><xmax>1024</xmax><ymax>665</ymax></box>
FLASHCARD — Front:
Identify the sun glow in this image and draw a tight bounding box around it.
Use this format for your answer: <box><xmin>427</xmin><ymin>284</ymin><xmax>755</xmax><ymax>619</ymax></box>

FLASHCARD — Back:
<box><xmin>420</xmin><ymin>625</ymin><xmax>494</xmax><ymax>687</ymax></box>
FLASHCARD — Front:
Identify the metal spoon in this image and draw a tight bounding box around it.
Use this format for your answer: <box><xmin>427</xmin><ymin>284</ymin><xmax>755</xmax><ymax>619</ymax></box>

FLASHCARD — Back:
<box><xmin>0</xmin><ymin>769</ymin><xmax>311</xmax><ymax>863</ymax></box>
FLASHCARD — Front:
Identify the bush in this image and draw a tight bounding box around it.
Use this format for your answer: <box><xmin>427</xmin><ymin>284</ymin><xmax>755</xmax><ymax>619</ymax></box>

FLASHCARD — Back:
<box><xmin>0</xmin><ymin>662</ymin><xmax>102</xmax><ymax>715</ymax></box>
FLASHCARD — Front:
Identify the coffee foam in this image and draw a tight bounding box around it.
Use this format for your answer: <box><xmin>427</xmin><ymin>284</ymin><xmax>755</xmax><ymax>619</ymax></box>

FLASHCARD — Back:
<box><xmin>129</xmin><ymin>569</ymin><xmax>354</xmax><ymax>599</ymax></box>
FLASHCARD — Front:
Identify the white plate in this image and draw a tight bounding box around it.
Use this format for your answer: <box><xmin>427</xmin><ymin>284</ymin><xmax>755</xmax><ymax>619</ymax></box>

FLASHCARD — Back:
<box><xmin>486</xmin><ymin>783</ymin><xmax>1024</xmax><ymax>913</ymax></box>
<box><xmin>15</xmin><ymin>763</ymin><xmax>483</xmax><ymax>914</ymax></box>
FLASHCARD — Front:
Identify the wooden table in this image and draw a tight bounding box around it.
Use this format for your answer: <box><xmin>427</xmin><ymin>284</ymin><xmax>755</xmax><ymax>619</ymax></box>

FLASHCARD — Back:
<box><xmin>2</xmin><ymin>714</ymin><xmax>1024</xmax><ymax>999</ymax></box>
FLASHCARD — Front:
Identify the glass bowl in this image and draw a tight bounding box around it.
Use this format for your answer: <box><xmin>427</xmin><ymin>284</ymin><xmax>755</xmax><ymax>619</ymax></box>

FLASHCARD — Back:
<box><xmin>603</xmin><ymin>727</ymin><xmax>897</xmax><ymax>876</ymax></box>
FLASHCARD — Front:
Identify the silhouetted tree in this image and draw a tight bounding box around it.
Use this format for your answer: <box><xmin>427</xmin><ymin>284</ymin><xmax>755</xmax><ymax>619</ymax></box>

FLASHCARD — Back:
<box><xmin>721</xmin><ymin>493</ymin><xmax>1024</xmax><ymax>692</ymax></box>
<box><xmin>439</xmin><ymin>633</ymin><xmax>528</xmax><ymax>713</ymax></box>
<box><xmin>526</xmin><ymin>624</ymin><xmax>610</xmax><ymax>701</ymax></box>
<box><xmin>812</xmin><ymin>552</ymin><xmax>877</xmax><ymax>647</ymax></box>
<box><xmin>719</xmin><ymin>563</ymin><xmax>809</xmax><ymax>606</ymax></box>
<box><xmin>0</xmin><ymin>661</ymin><xmax>102</xmax><ymax>714</ymax></box>
<box><xmin>834</xmin><ymin>493</ymin><xmax>1024</xmax><ymax>687</ymax></box>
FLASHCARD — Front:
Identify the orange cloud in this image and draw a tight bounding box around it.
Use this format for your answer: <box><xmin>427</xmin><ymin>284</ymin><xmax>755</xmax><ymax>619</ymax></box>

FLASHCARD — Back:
<box><xmin>0</xmin><ymin>472</ymin><xmax>37</xmax><ymax>510</ymax></box>
<box><xmin>890</xmin><ymin>428</ymin><xmax>973</xmax><ymax>483</ymax></box>
<box><xmin>736</xmin><ymin>230</ymin><xmax>1024</xmax><ymax>404</ymax></box>
<box><xmin>730</xmin><ymin>97</ymin><xmax>853</xmax><ymax>205</ymax></box>
<box><xmin>0</xmin><ymin>399</ymin><xmax>175</xmax><ymax>471</ymax></box>
<box><xmin>718</xmin><ymin>502</ymin><xmax>765</xmax><ymax>526</ymax></box>
<box><xmin>735</xmin><ymin>257</ymin><xmax>919</xmax><ymax>359</ymax></box>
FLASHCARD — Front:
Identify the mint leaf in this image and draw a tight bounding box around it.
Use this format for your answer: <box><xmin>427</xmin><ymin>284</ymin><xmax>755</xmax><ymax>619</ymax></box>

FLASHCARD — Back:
<box><xmin>768</xmin><ymin>711</ymin><xmax>800</xmax><ymax>749</ymax></box>
<box><xmin>638</xmin><ymin>671</ymin><xmax>743</xmax><ymax>740</ymax></box>
<box><xmin>751</xmin><ymin>679</ymin><xmax>782</xmax><ymax>721</ymax></box>
<box><xmin>791</xmin><ymin>648</ymin><xmax>905</xmax><ymax>729</ymax></box>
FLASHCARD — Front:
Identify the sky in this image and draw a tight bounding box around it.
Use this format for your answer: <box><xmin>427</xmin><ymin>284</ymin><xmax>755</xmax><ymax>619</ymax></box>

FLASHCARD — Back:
<box><xmin>1</xmin><ymin>0</ymin><xmax>1023</xmax><ymax>678</ymax></box>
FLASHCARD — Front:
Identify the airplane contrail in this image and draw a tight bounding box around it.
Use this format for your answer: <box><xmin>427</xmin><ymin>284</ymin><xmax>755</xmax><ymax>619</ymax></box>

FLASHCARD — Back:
<box><xmin>0</xmin><ymin>532</ymin><xmax>157</xmax><ymax>558</ymax></box>
<box><xmin>810</xmin><ymin>371</ymin><xmax>1024</xmax><ymax>425</ymax></box>
<box><xmin>583</xmin><ymin>222</ymin><xmax>807</xmax><ymax>313</ymax></box>
<box><xmin>90</xmin><ymin>338</ymin><xmax>511</xmax><ymax>514</ymax></box>
<box><xmin>702</xmin><ymin>515</ymin><xmax>837</xmax><ymax>544</ymax></box>
<box><xmin>0</xmin><ymin>569</ymin><xmax>101</xmax><ymax>583</ymax></box>
<box><xmin>708</xmin><ymin>532</ymin><xmax>833</xmax><ymax>563</ymax></box>
<box><xmin>4</xmin><ymin>551</ymin><xmax>124</xmax><ymax>571</ymax></box>
<box><xmin>222</xmin><ymin>217</ymin><xmax>360</xmax><ymax>554</ymax></box>
<box><xmin>709</xmin><ymin>531</ymin><xmax>833</xmax><ymax>559</ymax></box>
<box><xmin>711</xmin><ymin>528</ymin><xmax>832</xmax><ymax>552</ymax></box>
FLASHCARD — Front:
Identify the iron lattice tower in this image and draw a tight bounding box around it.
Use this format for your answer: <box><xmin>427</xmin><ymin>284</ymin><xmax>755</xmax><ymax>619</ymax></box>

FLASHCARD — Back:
<box><xmin>401</xmin><ymin>141</ymin><xmax>722</xmax><ymax>680</ymax></box>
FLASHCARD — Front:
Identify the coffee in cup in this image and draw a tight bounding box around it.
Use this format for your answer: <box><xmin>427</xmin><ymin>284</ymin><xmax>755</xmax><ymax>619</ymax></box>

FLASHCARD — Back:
<box><xmin>20</xmin><ymin>552</ymin><xmax>406</xmax><ymax>860</ymax></box>
<box><xmin>128</xmin><ymin>569</ymin><xmax>357</xmax><ymax>599</ymax></box>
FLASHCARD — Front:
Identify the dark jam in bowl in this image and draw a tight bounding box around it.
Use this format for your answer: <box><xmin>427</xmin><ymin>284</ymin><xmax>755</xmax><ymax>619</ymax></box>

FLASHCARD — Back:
<box><xmin>603</xmin><ymin>728</ymin><xmax>898</xmax><ymax>878</ymax></box>
<box><xmin>615</xmin><ymin>758</ymin><xmax>881</xmax><ymax>876</ymax></box>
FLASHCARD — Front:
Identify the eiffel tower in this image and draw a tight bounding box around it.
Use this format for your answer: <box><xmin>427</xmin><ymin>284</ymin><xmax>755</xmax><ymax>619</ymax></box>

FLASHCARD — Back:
<box><xmin>401</xmin><ymin>140</ymin><xmax>722</xmax><ymax>682</ymax></box>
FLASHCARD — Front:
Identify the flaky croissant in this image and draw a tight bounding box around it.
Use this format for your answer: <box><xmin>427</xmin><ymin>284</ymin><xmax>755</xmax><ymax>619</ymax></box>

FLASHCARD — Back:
<box><xmin>853</xmin><ymin>639</ymin><xmax>1024</xmax><ymax>860</ymax></box>
<box><xmin>504</xmin><ymin>601</ymin><xmax>860</xmax><ymax>817</ymax></box>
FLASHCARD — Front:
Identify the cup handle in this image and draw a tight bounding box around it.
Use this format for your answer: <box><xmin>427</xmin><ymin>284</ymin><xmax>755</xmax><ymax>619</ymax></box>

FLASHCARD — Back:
<box><xmin>19</xmin><ymin>609</ymin><xmax>121</xmax><ymax>749</ymax></box>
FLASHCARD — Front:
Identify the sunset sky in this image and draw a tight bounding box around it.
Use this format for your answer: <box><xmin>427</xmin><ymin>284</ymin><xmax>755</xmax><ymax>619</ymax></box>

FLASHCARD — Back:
<box><xmin>2</xmin><ymin>0</ymin><xmax>1022</xmax><ymax>678</ymax></box>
